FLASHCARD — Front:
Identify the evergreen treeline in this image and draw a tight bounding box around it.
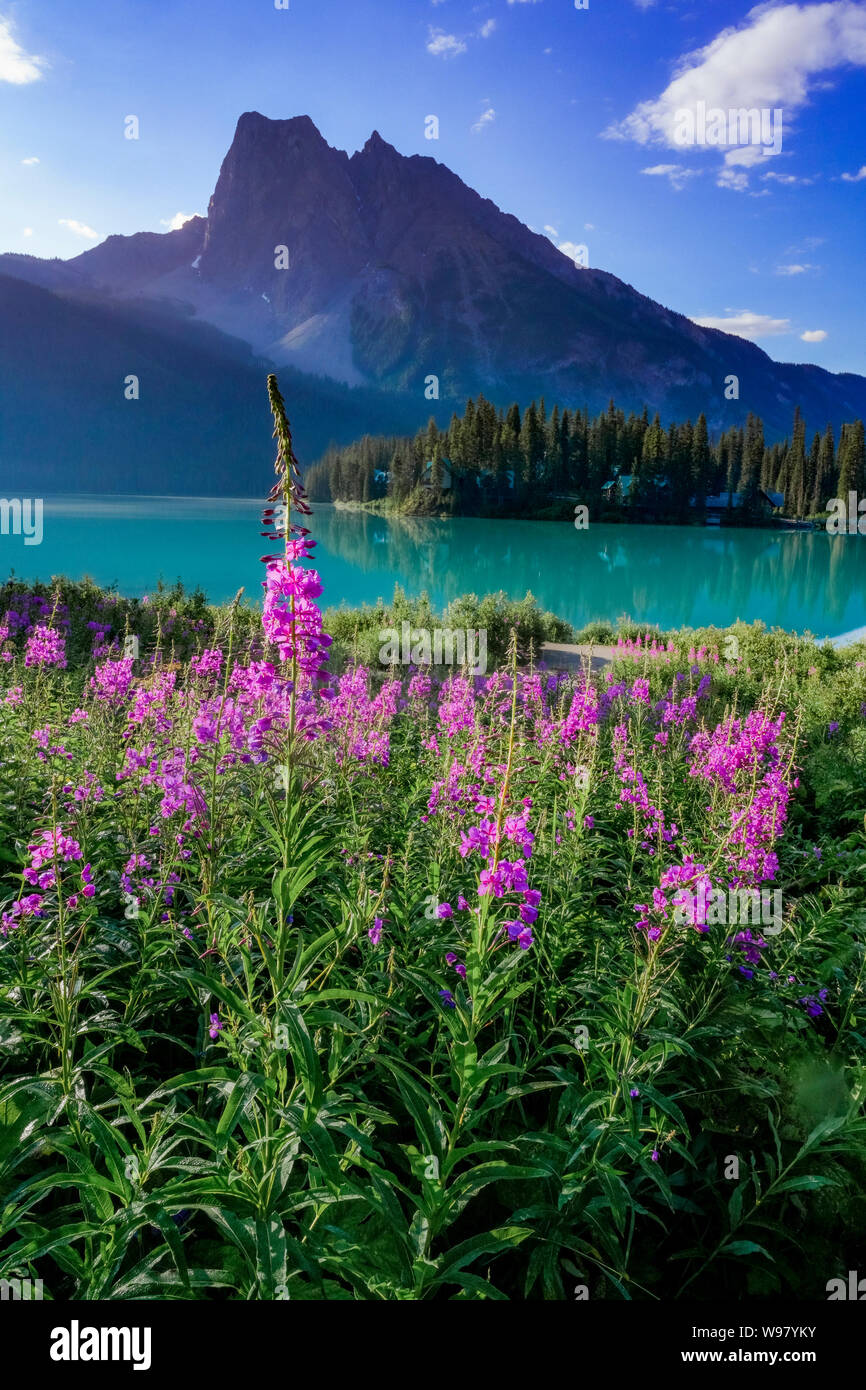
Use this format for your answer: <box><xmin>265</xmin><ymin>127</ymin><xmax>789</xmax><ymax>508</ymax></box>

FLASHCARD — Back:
<box><xmin>305</xmin><ymin>396</ymin><xmax>866</xmax><ymax>523</ymax></box>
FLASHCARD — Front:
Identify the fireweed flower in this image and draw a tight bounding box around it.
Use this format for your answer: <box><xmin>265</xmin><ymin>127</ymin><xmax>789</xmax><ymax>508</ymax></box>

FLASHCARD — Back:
<box><xmin>260</xmin><ymin>375</ymin><xmax>332</xmax><ymax>711</ymax></box>
<box><xmin>505</xmin><ymin>919</ymin><xmax>534</xmax><ymax>950</ymax></box>
<box><xmin>445</xmin><ymin>952</ymin><xmax>467</xmax><ymax>980</ymax></box>
<box><xmin>90</xmin><ymin>657</ymin><xmax>135</xmax><ymax>704</ymax></box>
<box><xmin>1</xmin><ymin>892</ymin><xmax>44</xmax><ymax>937</ymax></box>
<box><xmin>24</xmin><ymin>624</ymin><xmax>67</xmax><ymax>670</ymax></box>
<box><xmin>799</xmin><ymin>989</ymin><xmax>828</xmax><ymax>1018</ymax></box>
<box><xmin>368</xmin><ymin>917</ymin><xmax>384</xmax><ymax>946</ymax></box>
<box><xmin>262</xmin><ymin>561</ymin><xmax>331</xmax><ymax>681</ymax></box>
<box><xmin>190</xmin><ymin>648</ymin><xmax>224</xmax><ymax>679</ymax></box>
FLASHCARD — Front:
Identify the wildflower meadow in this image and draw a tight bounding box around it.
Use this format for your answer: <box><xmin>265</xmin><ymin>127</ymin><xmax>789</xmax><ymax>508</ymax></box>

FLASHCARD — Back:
<box><xmin>1</xmin><ymin>378</ymin><xmax>865</xmax><ymax>1303</ymax></box>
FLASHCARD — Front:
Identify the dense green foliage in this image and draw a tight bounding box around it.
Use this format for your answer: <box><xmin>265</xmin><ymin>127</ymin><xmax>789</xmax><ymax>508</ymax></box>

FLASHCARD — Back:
<box><xmin>0</xmin><ymin>576</ymin><xmax>864</xmax><ymax>1301</ymax></box>
<box><xmin>306</xmin><ymin>396</ymin><xmax>866</xmax><ymax>525</ymax></box>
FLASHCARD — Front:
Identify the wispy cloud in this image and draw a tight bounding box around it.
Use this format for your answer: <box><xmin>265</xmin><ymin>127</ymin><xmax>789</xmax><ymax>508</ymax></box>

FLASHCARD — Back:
<box><xmin>642</xmin><ymin>163</ymin><xmax>700</xmax><ymax>190</ymax></box>
<box><xmin>58</xmin><ymin>218</ymin><xmax>99</xmax><ymax>241</ymax></box>
<box><xmin>0</xmin><ymin>16</ymin><xmax>45</xmax><ymax>84</ymax></box>
<box><xmin>471</xmin><ymin>107</ymin><xmax>496</xmax><ymax>134</ymax></box>
<box><xmin>690</xmin><ymin>309</ymin><xmax>792</xmax><ymax>341</ymax></box>
<box><xmin>786</xmin><ymin>236</ymin><xmax>825</xmax><ymax>254</ymax></box>
<box><xmin>761</xmin><ymin>169</ymin><xmax>815</xmax><ymax>186</ymax></box>
<box><xmin>775</xmin><ymin>263</ymin><xmax>815</xmax><ymax>276</ymax></box>
<box><xmin>841</xmin><ymin>164</ymin><xmax>866</xmax><ymax>181</ymax></box>
<box><xmin>429</xmin><ymin>14</ymin><xmax>496</xmax><ymax>57</ymax></box>
<box><xmin>801</xmin><ymin>328</ymin><xmax>828</xmax><ymax>342</ymax></box>
<box><xmin>20</xmin><ymin>155</ymin><xmax>39</xmax><ymax>166</ymax></box>
<box><xmin>426</xmin><ymin>27</ymin><xmax>467</xmax><ymax>58</ymax></box>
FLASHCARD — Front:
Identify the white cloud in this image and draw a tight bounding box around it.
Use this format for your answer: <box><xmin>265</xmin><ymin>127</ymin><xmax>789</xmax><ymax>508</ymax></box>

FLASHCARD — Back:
<box><xmin>426</xmin><ymin>27</ymin><xmax>467</xmax><ymax>57</ymax></box>
<box><xmin>691</xmin><ymin>309</ymin><xmax>792</xmax><ymax>341</ymax></box>
<box><xmin>0</xmin><ymin>17</ymin><xmax>44</xmax><ymax>84</ymax></box>
<box><xmin>775</xmin><ymin>263</ymin><xmax>815</xmax><ymax>275</ymax></box>
<box><xmin>160</xmin><ymin>211</ymin><xmax>200</xmax><ymax>231</ymax></box>
<box><xmin>558</xmin><ymin>240</ymin><xmax>589</xmax><ymax>267</ymax></box>
<box><xmin>58</xmin><ymin>218</ymin><xmax>99</xmax><ymax>241</ymax></box>
<box><xmin>642</xmin><ymin>163</ymin><xmax>700</xmax><ymax>190</ymax></box>
<box><xmin>841</xmin><ymin>164</ymin><xmax>866</xmax><ymax>181</ymax></box>
<box><xmin>479</xmin><ymin>19</ymin><xmax>497</xmax><ymax>38</ymax></box>
<box><xmin>801</xmin><ymin>328</ymin><xmax>828</xmax><ymax>341</ymax></box>
<box><xmin>22</xmin><ymin>227</ymin><xmax>32</xmax><ymax>237</ymax></box>
<box><xmin>20</xmin><ymin>155</ymin><xmax>39</xmax><ymax>166</ymax></box>
<box><xmin>584</xmin><ymin>222</ymin><xmax>595</xmax><ymax>230</ymax></box>
<box><xmin>471</xmin><ymin>107</ymin><xmax>496</xmax><ymax>134</ymax></box>
<box><xmin>544</xmin><ymin>223</ymin><xmax>559</xmax><ymax>237</ymax></box>
<box><xmin>605</xmin><ymin>2</ymin><xmax>866</xmax><ymax>189</ymax></box>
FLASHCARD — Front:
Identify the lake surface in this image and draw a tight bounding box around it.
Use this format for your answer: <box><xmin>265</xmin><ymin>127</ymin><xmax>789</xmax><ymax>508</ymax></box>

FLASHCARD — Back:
<box><xmin>3</xmin><ymin>496</ymin><xmax>865</xmax><ymax>639</ymax></box>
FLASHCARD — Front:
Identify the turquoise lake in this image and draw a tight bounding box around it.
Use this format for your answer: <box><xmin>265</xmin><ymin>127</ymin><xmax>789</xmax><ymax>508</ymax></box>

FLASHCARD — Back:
<box><xmin>4</xmin><ymin>496</ymin><xmax>865</xmax><ymax>639</ymax></box>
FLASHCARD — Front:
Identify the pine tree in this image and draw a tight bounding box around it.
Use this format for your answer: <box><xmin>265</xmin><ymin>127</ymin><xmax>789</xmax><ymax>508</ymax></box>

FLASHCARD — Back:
<box><xmin>560</xmin><ymin>409</ymin><xmax>571</xmax><ymax>491</ymax></box>
<box><xmin>738</xmin><ymin>413</ymin><xmax>765</xmax><ymax>519</ymax></box>
<box><xmin>787</xmin><ymin>408</ymin><xmax>807</xmax><ymax>515</ymax></box>
<box><xmin>805</xmin><ymin>432</ymin><xmax>821</xmax><ymax>517</ymax></box>
<box><xmin>811</xmin><ymin>424</ymin><xmax>835</xmax><ymax>514</ymax></box>
<box><xmin>635</xmin><ymin>413</ymin><xmax>665</xmax><ymax>508</ymax></box>
<box><xmin>692</xmin><ymin>413</ymin><xmax>711</xmax><ymax>511</ymax></box>
<box><xmin>547</xmin><ymin>404</ymin><xmax>563</xmax><ymax>490</ymax></box>
<box><xmin>519</xmin><ymin>402</ymin><xmax>544</xmax><ymax>487</ymax></box>
<box><xmin>838</xmin><ymin>419</ymin><xmax>866</xmax><ymax>498</ymax></box>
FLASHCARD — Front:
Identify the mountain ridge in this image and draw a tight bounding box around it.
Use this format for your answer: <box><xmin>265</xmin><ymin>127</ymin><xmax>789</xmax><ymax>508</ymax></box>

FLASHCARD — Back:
<box><xmin>1</xmin><ymin>111</ymin><xmax>864</xmax><ymax>493</ymax></box>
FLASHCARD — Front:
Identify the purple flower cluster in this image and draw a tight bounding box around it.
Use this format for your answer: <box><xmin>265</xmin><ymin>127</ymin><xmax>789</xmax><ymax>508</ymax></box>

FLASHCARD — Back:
<box><xmin>24</xmin><ymin>624</ymin><xmax>67</xmax><ymax>670</ymax></box>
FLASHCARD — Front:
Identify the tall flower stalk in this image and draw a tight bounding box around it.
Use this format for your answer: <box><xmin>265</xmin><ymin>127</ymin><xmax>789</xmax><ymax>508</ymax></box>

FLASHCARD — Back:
<box><xmin>260</xmin><ymin>374</ymin><xmax>331</xmax><ymax>798</ymax></box>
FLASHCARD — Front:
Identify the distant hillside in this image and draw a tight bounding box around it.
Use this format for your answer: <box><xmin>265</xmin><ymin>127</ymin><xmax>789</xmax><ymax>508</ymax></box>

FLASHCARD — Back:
<box><xmin>0</xmin><ymin>275</ymin><xmax>432</xmax><ymax>494</ymax></box>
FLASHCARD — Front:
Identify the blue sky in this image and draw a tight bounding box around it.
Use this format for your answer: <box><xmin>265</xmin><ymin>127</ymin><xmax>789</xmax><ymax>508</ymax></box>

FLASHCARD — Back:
<box><xmin>1</xmin><ymin>0</ymin><xmax>864</xmax><ymax>374</ymax></box>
